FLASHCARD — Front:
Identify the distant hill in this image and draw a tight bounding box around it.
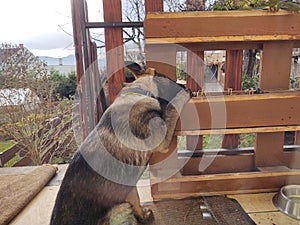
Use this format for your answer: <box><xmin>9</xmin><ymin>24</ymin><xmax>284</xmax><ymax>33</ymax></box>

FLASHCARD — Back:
<box><xmin>38</xmin><ymin>55</ymin><xmax>76</xmax><ymax>66</ymax></box>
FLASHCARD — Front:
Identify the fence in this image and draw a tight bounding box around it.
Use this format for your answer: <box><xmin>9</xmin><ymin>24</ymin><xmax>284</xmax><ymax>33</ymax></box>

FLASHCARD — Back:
<box><xmin>0</xmin><ymin>117</ymin><xmax>73</xmax><ymax>167</ymax></box>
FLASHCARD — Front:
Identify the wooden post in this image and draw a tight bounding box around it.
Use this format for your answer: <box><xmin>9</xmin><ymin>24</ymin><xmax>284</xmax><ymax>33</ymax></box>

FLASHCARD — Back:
<box><xmin>255</xmin><ymin>41</ymin><xmax>293</xmax><ymax>167</ymax></box>
<box><xmin>71</xmin><ymin>0</ymin><xmax>88</xmax><ymax>139</ymax></box>
<box><xmin>259</xmin><ymin>42</ymin><xmax>293</xmax><ymax>90</ymax></box>
<box><xmin>144</xmin><ymin>0</ymin><xmax>182</xmax><ymax>196</ymax></box>
<box><xmin>186</xmin><ymin>50</ymin><xmax>204</xmax><ymax>150</ymax></box>
<box><xmin>103</xmin><ymin>0</ymin><xmax>125</xmax><ymax>104</ymax></box>
<box><xmin>145</xmin><ymin>44</ymin><xmax>177</xmax><ymax>80</ymax></box>
<box><xmin>222</xmin><ymin>50</ymin><xmax>243</xmax><ymax>149</ymax></box>
<box><xmin>295</xmin><ymin>132</ymin><xmax>300</xmax><ymax>145</ymax></box>
<box><xmin>90</xmin><ymin>41</ymin><xmax>106</xmax><ymax>124</ymax></box>
<box><xmin>186</xmin><ymin>51</ymin><xmax>204</xmax><ymax>92</ymax></box>
<box><xmin>145</xmin><ymin>0</ymin><xmax>171</xmax><ymax>78</ymax></box>
<box><xmin>145</xmin><ymin>0</ymin><xmax>163</xmax><ymax>12</ymax></box>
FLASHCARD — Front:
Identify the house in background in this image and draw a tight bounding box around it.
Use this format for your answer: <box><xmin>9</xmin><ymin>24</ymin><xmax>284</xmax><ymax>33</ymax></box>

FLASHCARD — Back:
<box><xmin>0</xmin><ymin>88</ymin><xmax>40</xmax><ymax>125</ymax></box>
<box><xmin>0</xmin><ymin>43</ymin><xmax>47</xmax><ymax>76</ymax></box>
<box><xmin>0</xmin><ymin>44</ymin><xmax>42</xmax><ymax>123</ymax></box>
<box><xmin>0</xmin><ymin>88</ymin><xmax>40</xmax><ymax>111</ymax></box>
<box><xmin>39</xmin><ymin>55</ymin><xmax>76</xmax><ymax>75</ymax></box>
<box><xmin>0</xmin><ymin>44</ymin><xmax>37</xmax><ymax>69</ymax></box>
<box><xmin>0</xmin><ymin>44</ymin><xmax>23</xmax><ymax>68</ymax></box>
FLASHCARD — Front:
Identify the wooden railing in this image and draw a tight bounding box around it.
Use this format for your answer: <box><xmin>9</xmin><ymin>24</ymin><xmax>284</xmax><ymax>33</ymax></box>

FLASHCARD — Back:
<box><xmin>0</xmin><ymin>143</ymin><xmax>23</xmax><ymax>167</ymax></box>
<box><xmin>144</xmin><ymin>7</ymin><xmax>300</xmax><ymax>199</ymax></box>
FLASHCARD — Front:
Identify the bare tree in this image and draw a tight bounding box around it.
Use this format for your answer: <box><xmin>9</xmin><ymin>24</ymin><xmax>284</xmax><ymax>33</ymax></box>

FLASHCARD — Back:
<box><xmin>165</xmin><ymin>0</ymin><xmax>185</xmax><ymax>11</ymax></box>
<box><xmin>0</xmin><ymin>44</ymin><xmax>76</xmax><ymax>165</ymax></box>
<box><xmin>122</xmin><ymin>0</ymin><xmax>145</xmax><ymax>65</ymax></box>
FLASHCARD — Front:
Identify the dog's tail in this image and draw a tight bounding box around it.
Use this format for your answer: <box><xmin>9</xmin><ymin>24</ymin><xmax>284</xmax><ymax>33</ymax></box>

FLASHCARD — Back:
<box><xmin>101</xmin><ymin>203</ymin><xmax>137</xmax><ymax>225</ymax></box>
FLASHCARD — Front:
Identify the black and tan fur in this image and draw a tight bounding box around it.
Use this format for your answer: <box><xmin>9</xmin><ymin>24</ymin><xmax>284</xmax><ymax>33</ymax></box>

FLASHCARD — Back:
<box><xmin>50</xmin><ymin>62</ymin><xmax>191</xmax><ymax>225</ymax></box>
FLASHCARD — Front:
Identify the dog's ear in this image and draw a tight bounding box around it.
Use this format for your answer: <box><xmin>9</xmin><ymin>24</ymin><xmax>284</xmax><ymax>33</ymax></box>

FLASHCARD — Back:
<box><xmin>125</xmin><ymin>61</ymin><xmax>157</xmax><ymax>79</ymax></box>
<box><xmin>125</xmin><ymin>61</ymin><xmax>144</xmax><ymax>79</ymax></box>
<box><xmin>144</xmin><ymin>67</ymin><xmax>156</xmax><ymax>76</ymax></box>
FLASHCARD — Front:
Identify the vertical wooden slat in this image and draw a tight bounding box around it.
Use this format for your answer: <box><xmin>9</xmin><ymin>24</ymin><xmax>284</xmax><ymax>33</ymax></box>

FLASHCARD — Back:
<box><xmin>90</xmin><ymin>41</ymin><xmax>106</xmax><ymax>124</ymax></box>
<box><xmin>224</xmin><ymin>50</ymin><xmax>243</xmax><ymax>91</ymax></box>
<box><xmin>186</xmin><ymin>50</ymin><xmax>204</xmax><ymax>150</ymax></box>
<box><xmin>146</xmin><ymin>44</ymin><xmax>177</xmax><ymax>80</ymax></box>
<box><xmin>186</xmin><ymin>51</ymin><xmax>204</xmax><ymax>91</ymax></box>
<box><xmin>146</xmin><ymin>44</ymin><xmax>177</xmax><ymax>197</ymax></box>
<box><xmin>82</xmin><ymin>0</ymin><xmax>96</xmax><ymax>132</ymax></box>
<box><xmin>259</xmin><ymin>42</ymin><xmax>293</xmax><ymax>90</ymax></box>
<box><xmin>145</xmin><ymin>0</ymin><xmax>179</xmax><ymax>198</ymax></box>
<box><xmin>145</xmin><ymin>0</ymin><xmax>163</xmax><ymax>13</ymax></box>
<box><xmin>255</xmin><ymin>41</ymin><xmax>293</xmax><ymax>167</ymax></box>
<box><xmin>103</xmin><ymin>0</ymin><xmax>125</xmax><ymax>104</ymax></box>
<box><xmin>255</xmin><ymin>133</ymin><xmax>285</xmax><ymax>166</ymax></box>
<box><xmin>295</xmin><ymin>132</ymin><xmax>300</xmax><ymax>145</ymax></box>
<box><xmin>71</xmin><ymin>0</ymin><xmax>88</xmax><ymax>139</ymax></box>
<box><xmin>145</xmin><ymin>0</ymin><xmax>170</xmax><ymax>78</ymax></box>
<box><xmin>150</xmin><ymin>138</ymin><xmax>179</xmax><ymax>196</ymax></box>
<box><xmin>185</xmin><ymin>1</ymin><xmax>206</xmax><ymax>152</ymax></box>
<box><xmin>186</xmin><ymin>136</ymin><xmax>203</xmax><ymax>150</ymax></box>
<box><xmin>222</xmin><ymin>50</ymin><xmax>243</xmax><ymax>149</ymax></box>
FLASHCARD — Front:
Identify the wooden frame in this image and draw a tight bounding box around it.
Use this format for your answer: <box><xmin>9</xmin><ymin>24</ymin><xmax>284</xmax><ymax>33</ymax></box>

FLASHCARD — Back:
<box><xmin>145</xmin><ymin>9</ymin><xmax>300</xmax><ymax>200</ymax></box>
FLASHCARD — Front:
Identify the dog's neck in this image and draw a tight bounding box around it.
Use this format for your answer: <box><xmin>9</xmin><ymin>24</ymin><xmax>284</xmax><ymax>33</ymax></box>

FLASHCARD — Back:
<box><xmin>121</xmin><ymin>87</ymin><xmax>155</xmax><ymax>98</ymax></box>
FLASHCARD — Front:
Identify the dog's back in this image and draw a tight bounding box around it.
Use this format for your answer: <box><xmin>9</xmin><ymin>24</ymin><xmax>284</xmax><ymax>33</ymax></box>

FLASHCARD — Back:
<box><xmin>50</xmin><ymin>111</ymin><xmax>154</xmax><ymax>224</ymax></box>
<box><xmin>50</xmin><ymin>93</ymin><xmax>157</xmax><ymax>225</ymax></box>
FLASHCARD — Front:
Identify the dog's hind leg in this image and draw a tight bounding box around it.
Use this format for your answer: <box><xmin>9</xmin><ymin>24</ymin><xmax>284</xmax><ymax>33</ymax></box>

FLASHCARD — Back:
<box><xmin>126</xmin><ymin>187</ymin><xmax>154</xmax><ymax>223</ymax></box>
<box><xmin>100</xmin><ymin>203</ymin><xmax>138</xmax><ymax>225</ymax></box>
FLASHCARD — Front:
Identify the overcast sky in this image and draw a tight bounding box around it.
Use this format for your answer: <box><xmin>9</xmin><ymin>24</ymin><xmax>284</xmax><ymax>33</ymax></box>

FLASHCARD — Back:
<box><xmin>0</xmin><ymin>0</ymin><xmax>102</xmax><ymax>57</ymax></box>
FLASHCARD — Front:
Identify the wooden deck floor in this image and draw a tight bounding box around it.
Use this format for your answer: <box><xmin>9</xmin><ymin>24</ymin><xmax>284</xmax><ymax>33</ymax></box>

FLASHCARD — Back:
<box><xmin>3</xmin><ymin>165</ymin><xmax>300</xmax><ymax>225</ymax></box>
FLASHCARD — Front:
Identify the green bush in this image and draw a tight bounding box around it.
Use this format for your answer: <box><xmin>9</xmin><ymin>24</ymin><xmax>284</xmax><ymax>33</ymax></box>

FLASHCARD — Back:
<box><xmin>208</xmin><ymin>0</ymin><xmax>300</xmax><ymax>12</ymax></box>
<box><xmin>242</xmin><ymin>74</ymin><xmax>259</xmax><ymax>90</ymax></box>
<box><xmin>50</xmin><ymin>70</ymin><xmax>77</xmax><ymax>99</ymax></box>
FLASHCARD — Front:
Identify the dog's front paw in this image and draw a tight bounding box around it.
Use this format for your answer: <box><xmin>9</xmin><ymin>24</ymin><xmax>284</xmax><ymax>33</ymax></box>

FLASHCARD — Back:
<box><xmin>184</xmin><ymin>86</ymin><xmax>193</xmax><ymax>98</ymax></box>
<box><xmin>136</xmin><ymin>207</ymin><xmax>154</xmax><ymax>224</ymax></box>
<box><xmin>177</xmin><ymin>88</ymin><xmax>192</xmax><ymax>103</ymax></box>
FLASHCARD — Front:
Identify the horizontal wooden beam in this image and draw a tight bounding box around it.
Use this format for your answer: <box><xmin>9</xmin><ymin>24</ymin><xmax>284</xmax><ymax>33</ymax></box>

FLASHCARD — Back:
<box><xmin>181</xmin><ymin>154</ymin><xmax>255</xmax><ymax>175</ymax></box>
<box><xmin>182</xmin><ymin>42</ymin><xmax>263</xmax><ymax>51</ymax></box>
<box><xmin>150</xmin><ymin>170</ymin><xmax>300</xmax><ymax>200</ymax></box>
<box><xmin>179</xmin><ymin>145</ymin><xmax>300</xmax><ymax>157</ymax></box>
<box><xmin>176</xmin><ymin>125</ymin><xmax>300</xmax><ymax>136</ymax></box>
<box><xmin>145</xmin><ymin>10</ymin><xmax>300</xmax><ymax>44</ymax></box>
<box><xmin>177</xmin><ymin>91</ymin><xmax>300</xmax><ymax>131</ymax></box>
<box><xmin>179</xmin><ymin>149</ymin><xmax>300</xmax><ymax>175</ymax></box>
<box><xmin>146</xmin><ymin>37</ymin><xmax>300</xmax><ymax>46</ymax></box>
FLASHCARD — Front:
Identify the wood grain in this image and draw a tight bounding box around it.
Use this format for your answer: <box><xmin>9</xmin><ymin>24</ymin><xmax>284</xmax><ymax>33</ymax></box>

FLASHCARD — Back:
<box><xmin>145</xmin><ymin>11</ymin><xmax>300</xmax><ymax>41</ymax></box>
<box><xmin>103</xmin><ymin>0</ymin><xmax>125</xmax><ymax>103</ymax></box>
<box><xmin>177</xmin><ymin>92</ymin><xmax>300</xmax><ymax>131</ymax></box>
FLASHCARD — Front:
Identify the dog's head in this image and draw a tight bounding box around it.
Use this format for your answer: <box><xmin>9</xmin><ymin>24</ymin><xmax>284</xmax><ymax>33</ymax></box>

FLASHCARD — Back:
<box><xmin>125</xmin><ymin>61</ymin><xmax>156</xmax><ymax>80</ymax></box>
<box><xmin>124</xmin><ymin>61</ymin><xmax>192</xmax><ymax>103</ymax></box>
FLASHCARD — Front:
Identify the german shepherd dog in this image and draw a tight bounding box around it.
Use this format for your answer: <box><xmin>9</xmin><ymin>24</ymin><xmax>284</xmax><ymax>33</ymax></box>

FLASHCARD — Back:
<box><xmin>50</xmin><ymin>62</ymin><xmax>191</xmax><ymax>225</ymax></box>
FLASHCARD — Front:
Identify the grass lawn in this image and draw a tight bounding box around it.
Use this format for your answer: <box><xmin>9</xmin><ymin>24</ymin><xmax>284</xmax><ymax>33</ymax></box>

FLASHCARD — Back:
<box><xmin>0</xmin><ymin>140</ymin><xmax>15</xmax><ymax>153</ymax></box>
